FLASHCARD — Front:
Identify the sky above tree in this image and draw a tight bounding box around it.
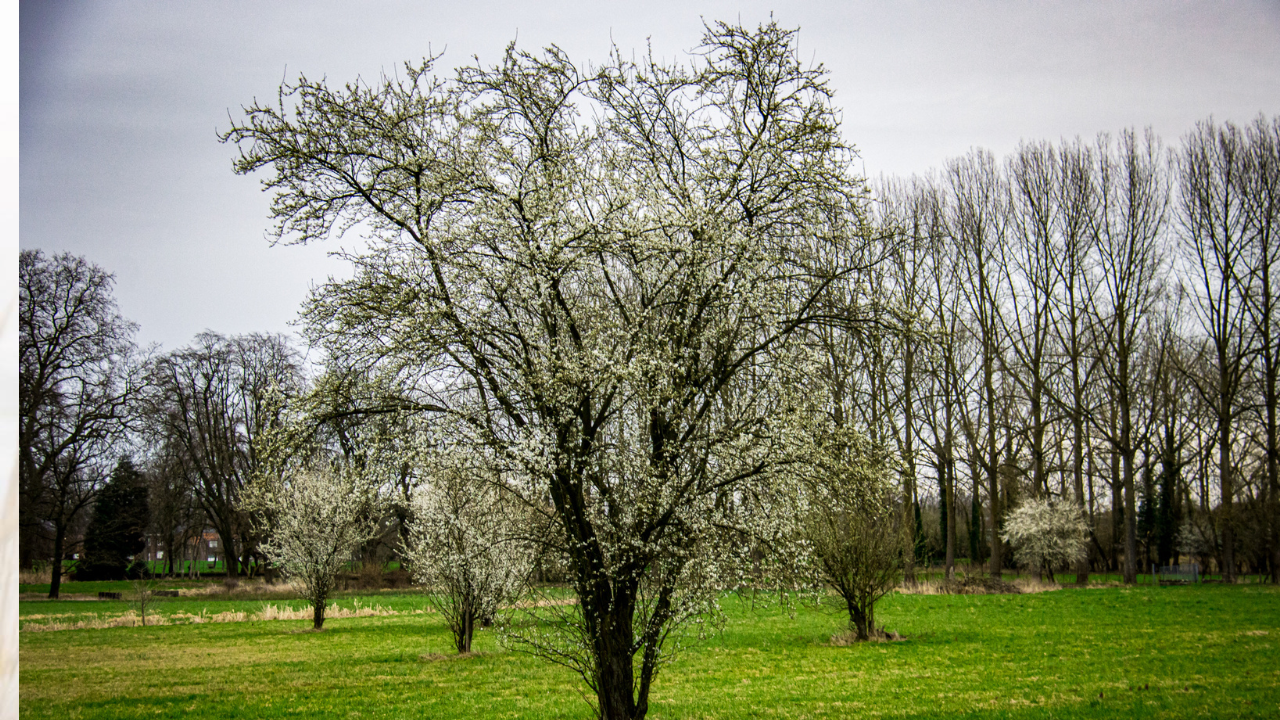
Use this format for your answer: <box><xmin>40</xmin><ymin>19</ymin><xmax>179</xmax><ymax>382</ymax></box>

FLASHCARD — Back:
<box><xmin>19</xmin><ymin>0</ymin><xmax>1280</xmax><ymax>353</ymax></box>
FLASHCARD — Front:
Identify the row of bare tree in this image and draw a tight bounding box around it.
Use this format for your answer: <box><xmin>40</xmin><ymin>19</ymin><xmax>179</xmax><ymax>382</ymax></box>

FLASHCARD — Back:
<box><xmin>833</xmin><ymin>117</ymin><xmax>1279</xmax><ymax>583</ymax></box>
<box><xmin>19</xmin><ymin>249</ymin><xmax>304</xmax><ymax>597</ymax></box>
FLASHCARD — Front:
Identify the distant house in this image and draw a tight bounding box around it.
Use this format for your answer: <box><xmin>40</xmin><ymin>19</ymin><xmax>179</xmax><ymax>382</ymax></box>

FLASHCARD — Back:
<box><xmin>144</xmin><ymin>528</ymin><xmax>225</xmax><ymax>572</ymax></box>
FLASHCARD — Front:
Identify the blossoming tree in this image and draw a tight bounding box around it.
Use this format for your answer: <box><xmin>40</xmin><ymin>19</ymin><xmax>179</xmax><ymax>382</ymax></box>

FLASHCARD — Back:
<box><xmin>249</xmin><ymin>466</ymin><xmax>381</xmax><ymax>629</ymax></box>
<box><xmin>405</xmin><ymin>453</ymin><xmax>534</xmax><ymax>654</ymax></box>
<box><xmin>999</xmin><ymin>498</ymin><xmax>1088</xmax><ymax>582</ymax></box>
<box><xmin>225</xmin><ymin>20</ymin><xmax>872</xmax><ymax>719</ymax></box>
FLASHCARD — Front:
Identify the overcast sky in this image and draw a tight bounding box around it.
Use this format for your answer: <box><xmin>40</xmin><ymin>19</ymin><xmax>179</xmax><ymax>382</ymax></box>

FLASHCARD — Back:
<box><xmin>19</xmin><ymin>0</ymin><xmax>1280</xmax><ymax>355</ymax></box>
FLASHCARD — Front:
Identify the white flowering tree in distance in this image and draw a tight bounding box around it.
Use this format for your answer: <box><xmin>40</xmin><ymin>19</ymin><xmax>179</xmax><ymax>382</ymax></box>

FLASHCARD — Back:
<box><xmin>1000</xmin><ymin>498</ymin><xmax>1089</xmax><ymax>582</ymax></box>
<box><xmin>225</xmin><ymin>20</ymin><xmax>874</xmax><ymax>719</ymax></box>
<box><xmin>252</xmin><ymin>467</ymin><xmax>381</xmax><ymax>629</ymax></box>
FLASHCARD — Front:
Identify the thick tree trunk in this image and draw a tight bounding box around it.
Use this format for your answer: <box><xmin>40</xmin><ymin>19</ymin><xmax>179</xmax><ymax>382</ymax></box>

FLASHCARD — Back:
<box><xmin>49</xmin><ymin>524</ymin><xmax>66</xmax><ymax>599</ymax></box>
<box><xmin>592</xmin><ymin>594</ymin><xmax>641</xmax><ymax>720</ymax></box>
<box><xmin>312</xmin><ymin>596</ymin><xmax>326</xmax><ymax>630</ymax></box>
<box><xmin>217</xmin><ymin>522</ymin><xmax>239</xmax><ymax>578</ymax></box>
<box><xmin>848</xmin><ymin>598</ymin><xmax>873</xmax><ymax>642</ymax></box>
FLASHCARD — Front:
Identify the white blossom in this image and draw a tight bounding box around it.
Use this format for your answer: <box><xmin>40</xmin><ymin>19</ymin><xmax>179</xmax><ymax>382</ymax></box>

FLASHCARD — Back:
<box><xmin>999</xmin><ymin>498</ymin><xmax>1088</xmax><ymax>581</ymax></box>
<box><xmin>404</xmin><ymin>448</ymin><xmax>534</xmax><ymax>654</ymax></box>
<box><xmin>248</xmin><ymin>466</ymin><xmax>381</xmax><ymax>629</ymax></box>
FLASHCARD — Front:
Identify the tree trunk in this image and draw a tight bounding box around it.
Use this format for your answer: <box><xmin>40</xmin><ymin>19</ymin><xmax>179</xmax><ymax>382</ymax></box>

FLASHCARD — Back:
<box><xmin>848</xmin><ymin>598</ymin><xmax>872</xmax><ymax>642</ymax></box>
<box><xmin>1123</xmin><ymin>444</ymin><xmax>1138</xmax><ymax>584</ymax></box>
<box><xmin>593</xmin><ymin>600</ymin><xmax>640</xmax><ymax>720</ymax></box>
<box><xmin>313</xmin><ymin>596</ymin><xmax>326</xmax><ymax>630</ymax></box>
<box><xmin>940</xmin><ymin>452</ymin><xmax>955</xmax><ymax>579</ymax></box>
<box><xmin>1265</xmin><ymin>293</ymin><xmax>1279</xmax><ymax>584</ymax></box>
<box><xmin>1219</xmin><ymin>406</ymin><xmax>1236</xmax><ymax>583</ymax></box>
<box><xmin>985</xmin><ymin>363</ymin><xmax>1002</xmax><ymax>578</ymax></box>
<box><xmin>1110</xmin><ymin>450</ymin><xmax>1122</xmax><ymax>573</ymax></box>
<box><xmin>902</xmin><ymin>339</ymin><xmax>918</xmax><ymax>584</ymax></box>
<box><xmin>987</xmin><ymin>459</ymin><xmax>1001</xmax><ymax>578</ymax></box>
<box><xmin>218</xmin><ymin>523</ymin><xmax>239</xmax><ymax>578</ymax></box>
<box><xmin>456</xmin><ymin>603</ymin><xmax>475</xmax><ymax>654</ymax></box>
<box><xmin>943</xmin><ymin>379</ymin><xmax>958</xmax><ymax>579</ymax></box>
<box><xmin>969</xmin><ymin>472</ymin><xmax>983</xmax><ymax>567</ymax></box>
<box><xmin>49</xmin><ymin>524</ymin><xmax>67</xmax><ymax>599</ymax></box>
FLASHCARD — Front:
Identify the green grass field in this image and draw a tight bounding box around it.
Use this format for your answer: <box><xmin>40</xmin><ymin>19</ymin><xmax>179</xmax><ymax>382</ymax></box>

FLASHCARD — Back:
<box><xmin>19</xmin><ymin>582</ymin><xmax>1280</xmax><ymax>719</ymax></box>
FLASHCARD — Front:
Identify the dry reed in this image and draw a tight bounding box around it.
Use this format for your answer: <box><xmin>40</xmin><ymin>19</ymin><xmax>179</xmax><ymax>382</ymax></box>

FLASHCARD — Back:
<box><xmin>21</xmin><ymin>598</ymin><xmax>411</xmax><ymax>633</ymax></box>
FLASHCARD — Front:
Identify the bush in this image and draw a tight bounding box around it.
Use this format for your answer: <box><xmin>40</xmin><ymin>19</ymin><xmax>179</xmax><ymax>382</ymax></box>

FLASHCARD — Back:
<box><xmin>999</xmin><ymin>499</ymin><xmax>1087</xmax><ymax>581</ymax></box>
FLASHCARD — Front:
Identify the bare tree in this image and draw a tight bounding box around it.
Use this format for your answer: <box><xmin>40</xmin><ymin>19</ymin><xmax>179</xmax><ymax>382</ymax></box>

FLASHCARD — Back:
<box><xmin>1005</xmin><ymin>141</ymin><xmax>1062</xmax><ymax>500</ymax></box>
<box><xmin>917</xmin><ymin>182</ymin><xmax>967</xmax><ymax>578</ymax></box>
<box><xmin>1238</xmin><ymin>116</ymin><xmax>1280</xmax><ymax>582</ymax></box>
<box><xmin>945</xmin><ymin>150</ymin><xmax>1012</xmax><ymax>577</ymax></box>
<box><xmin>1047</xmin><ymin>138</ymin><xmax>1102</xmax><ymax>584</ymax></box>
<box><xmin>18</xmin><ymin>250</ymin><xmax>141</xmax><ymax>598</ymax></box>
<box><xmin>877</xmin><ymin>177</ymin><xmax>957</xmax><ymax>576</ymax></box>
<box><xmin>145</xmin><ymin>443</ymin><xmax>204</xmax><ymax>577</ymax></box>
<box><xmin>1091</xmin><ymin>129</ymin><xmax>1170</xmax><ymax>584</ymax></box>
<box><xmin>1179</xmin><ymin>120</ymin><xmax>1254</xmax><ymax>583</ymax></box>
<box><xmin>145</xmin><ymin>332</ymin><xmax>303</xmax><ymax>578</ymax></box>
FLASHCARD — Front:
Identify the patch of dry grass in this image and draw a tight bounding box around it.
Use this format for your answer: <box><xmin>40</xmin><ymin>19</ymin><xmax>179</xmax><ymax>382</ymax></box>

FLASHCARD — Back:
<box><xmin>897</xmin><ymin>574</ymin><xmax>1061</xmax><ymax>595</ymax></box>
<box><xmin>18</xmin><ymin>567</ymin><xmax>52</xmax><ymax>585</ymax></box>
<box><xmin>20</xmin><ymin>598</ymin><xmax>412</xmax><ymax>632</ymax></box>
<box><xmin>176</xmin><ymin>578</ymin><xmax>306</xmax><ymax>597</ymax></box>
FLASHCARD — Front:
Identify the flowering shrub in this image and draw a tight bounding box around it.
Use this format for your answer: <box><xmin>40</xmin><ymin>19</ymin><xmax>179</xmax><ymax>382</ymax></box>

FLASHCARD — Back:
<box><xmin>406</xmin><ymin>463</ymin><xmax>533</xmax><ymax>653</ymax></box>
<box><xmin>999</xmin><ymin>499</ymin><xmax>1088</xmax><ymax>581</ymax></box>
<box><xmin>249</xmin><ymin>467</ymin><xmax>381</xmax><ymax>629</ymax></box>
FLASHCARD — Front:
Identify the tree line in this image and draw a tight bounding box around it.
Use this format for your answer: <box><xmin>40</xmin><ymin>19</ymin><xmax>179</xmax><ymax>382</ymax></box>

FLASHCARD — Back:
<box><xmin>19</xmin><ymin>250</ymin><xmax>305</xmax><ymax>596</ymax></box>
<box><xmin>864</xmin><ymin>119</ymin><xmax>1278</xmax><ymax>587</ymax></box>
<box><xmin>18</xmin><ymin>20</ymin><xmax>1278</xmax><ymax>720</ymax></box>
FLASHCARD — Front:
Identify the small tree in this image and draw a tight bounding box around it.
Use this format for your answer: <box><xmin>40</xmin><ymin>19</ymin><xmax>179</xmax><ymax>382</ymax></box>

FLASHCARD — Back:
<box><xmin>132</xmin><ymin>576</ymin><xmax>158</xmax><ymax>627</ymax></box>
<box><xmin>250</xmin><ymin>466</ymin><xmax>380</xmax><ymax>629</ymax></box>
<box><xmin>999</xmin><ymin>498</ymin><xmax>1088</xmax><ymax>582</ymax></box>
<box><xmin>406</xmin><ymin>462</ymin><xmax>533</xmax><ymax>654</ymax></box>
<box><xmin>802</xmin><ymin>436</ymin><xmax>907</xmax><ymax>641</ymax></box>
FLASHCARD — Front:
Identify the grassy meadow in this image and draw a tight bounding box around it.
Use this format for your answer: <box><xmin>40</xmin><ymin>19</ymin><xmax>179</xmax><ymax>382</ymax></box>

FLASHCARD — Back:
<box><xmin>19</xmin><ymin>579</ymin><xmax>1280</xmax><ymax>719</ymax></box>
